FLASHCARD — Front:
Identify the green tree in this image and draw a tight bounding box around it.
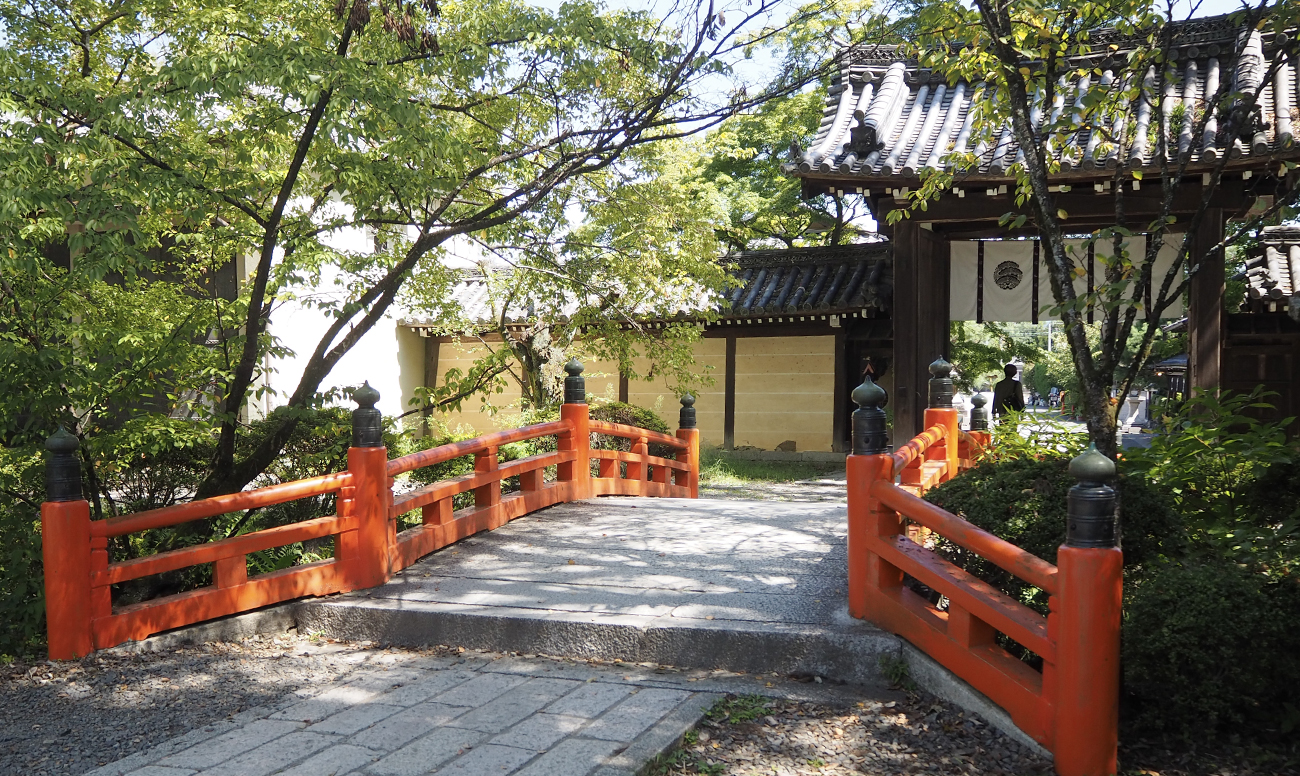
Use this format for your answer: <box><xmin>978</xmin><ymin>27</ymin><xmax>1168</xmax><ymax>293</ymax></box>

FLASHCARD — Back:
<box><xmin>696</xmin><ymin>0</ymin><xmax>883</xmax><ymax>249</ymax></box>
<box><xmin>401</xmin><ymin>139</ymin><xmax>732</xmax><ymax>410</ymax></box>
<box><xmin>895</xmin><ymin>0</ymin><xmax>1300</xmax><ymax>456</ymax></box>
<box><xmin>2</xmin><ymin>0</ymin><xmax>829</xmax><ymax>498</ymax></box>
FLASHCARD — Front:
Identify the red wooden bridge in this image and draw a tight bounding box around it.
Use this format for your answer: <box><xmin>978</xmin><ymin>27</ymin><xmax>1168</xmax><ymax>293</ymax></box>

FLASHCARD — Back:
<box><xmin>40</xmin><ymin>359</ymin><xmax>1121</xmax><ymax>776</ymax></box>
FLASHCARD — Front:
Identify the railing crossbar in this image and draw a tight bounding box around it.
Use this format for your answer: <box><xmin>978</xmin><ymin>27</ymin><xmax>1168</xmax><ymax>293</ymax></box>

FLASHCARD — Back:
<box><xmin>872</xmin><ymin>534</ymin><xmax>1055</xmax><ymax>660</ymax></box>
<box><xmin>874</xmin><ymin>481</ymin><xmax>1059</xmax><ymax>596</ymax></box>
<box><xmin>91</xmin><ymin>472</ymin><xmax>352</xmax><ymax>538</ymax></box>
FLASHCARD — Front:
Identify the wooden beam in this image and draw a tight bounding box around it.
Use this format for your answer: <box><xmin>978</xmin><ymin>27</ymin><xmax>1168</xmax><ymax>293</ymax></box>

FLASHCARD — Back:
<box><xmin>918</xmin><ymin>228</ymin><xmax>952</xmax><ymax>393</ymax></box>
<box><xmin>892</xmin><ymin>222</ymin><xmax>922</xmax><ymax>442</ymax></box>
<box><xmin>422</xmin><ymin>337</ymin><xmax>440</xmax><ymax>435</ymax></box>
<box><xmin>1190</xmin><ymin>208</ymin><xmax>1225</xmax><ymax>393</ymax></box>
<box><xmin>868</xmin><ymin>180</ymin><xmax>1250</xmax><ymax>227</ymax></box>
<box><xmin>723</xmin><ymin>335</ymin><xmax>737</xmax><ymax>450</ymax></box>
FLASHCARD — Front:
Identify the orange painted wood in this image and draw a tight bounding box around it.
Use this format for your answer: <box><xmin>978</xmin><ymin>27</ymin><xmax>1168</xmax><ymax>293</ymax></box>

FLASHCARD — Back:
<box><xmin>872</xmin><ymin>481</ymin><xmax>1059</xmax><ymax>595</ymax></box>
<box><xmin>345</xmin><ymin>446</ymin><xmax>392</xmax><ymax>589</ymax></box>
<box><xmin>559</xmin><ymin>404</ymin><xmax>591</xmax><ymax>499</ymax></box>
<box><xmin>390</xmin><ymin>450</ymin><xmax>576</xmax><ymax>516</ymax></box>
<box><xmin>474</xmin><ymin>447</ymin><xmax>501</xmax><ymax>511</ymax></box>
<box><xmin>587</xmin><ymin>421</ymin><xmax>687</xmax><ymax>450</ymax></box>
<box><xmin>42</xmin><ymin>499</ymin><xmax>94</xmax><ymax>659</ymax></box>
<box><xmin>626</xmin><ymin>437</ymin><xmax>647</xmax><ymax>482</ymax></box>
<box><xmin>48</xmin><ymin>401</ymin><xmax>697</xmax><ymax>657</ymax></box>
<box><xmin>589</xmin><ymin>477</ymin><xmax>690</xmax><ymax>499</ymax></box>
<box><xmin>92</xmin><ymin>559</ymin><xmax>345</xmax><ymax>648</ymax></box>
<box><xmin>872</xmin><ymin>583</ymin><xmax>1053</xmax><ymax>747</ymax></box>
<box><xmin>868</xmin><ymin>533</ymin><xmax>1055</xmax><ymax>661</ymax></box>
<box><xmin>215</xmin><ymin>555</ymin><xmax>248</xmax><ymax>589</ymax></box>
<box><xmin>947</xmin><ymin>602</ymin><xmax>997</xmax><ymax>648</ymax></box>
<box><xmin>923</xmin><ymin>408</ymin><xmax>960</xmax><ymax>485</ymax></box>
<box><xmin>588</xmin><ymin>450</ymin><xmax>688</xmax><ymax>471</ymax></box>
<box><xmin>392</xmin><ymin>482</ymin><xmax>574</xmax><ymax>570</ymax></box>
<box><xmin>1054</xmin><ymin>546</ymin><xmax>1122</xmax><ymax>776</ymax></box>
<box><xmin>92</xmin><ymin>514</ymin><xmax>354</xmax><ymax>587</ymax></box>
<box><xmin>90</xmin><ymin>536</ymin><xmax>111</xmax><ymax>622</ymax></box>
<box><xmin>387</xmin><ymin>420</ymin><xmax>572</xmax><ymax>476</ymax></box>
<box><xmin>891</xmin><ymin>425</ymin><xmax>946</xmax><ymax>477</ymax></box>
<box><xmin>847</xmin><ymin>454</ymin><xmax>893</xmax><ymax>620</ymax></box>
<box><xmin>422</xmin><ymin>498</ymin><xmax>452</xmax><ymax>526</ymax></box>
<box><xmin>91</xmin><ymin>472</ymin><xmax>353</xmax><ymax>538</ymax></box>
<box><xmin>675</xmin><ymin>428</ymin><xmax>700</xmax><ymax>497</ymax></box>
<box><xmin>597</xmin><ymin>457</ymin><xmax>620</xmax><ymax>479</ymax></box>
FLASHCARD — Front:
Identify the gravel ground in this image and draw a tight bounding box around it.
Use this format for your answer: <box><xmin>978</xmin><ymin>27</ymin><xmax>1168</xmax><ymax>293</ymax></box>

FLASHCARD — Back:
<box><xmin>655</xmin><ymin>695</ymin><xmax>1300</xmax><ymax>776</ymax></box>
<box><xmin>653</xmin><ymin>694</ymin><xmax>1053</xmax><ymax>776</ymax></box>
<box><xmin>0</xmin><ymin>632</ymin><xmax>424</xmax><ymax>776</ymax></box>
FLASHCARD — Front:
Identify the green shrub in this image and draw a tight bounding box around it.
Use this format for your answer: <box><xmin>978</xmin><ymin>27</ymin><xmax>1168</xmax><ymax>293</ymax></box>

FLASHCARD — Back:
<box><xmin>1122</xmin><ymin>559</ymin><xmax>1300</xmax><ymax>740</ymax></box>
<box><xmin>589</xmin><ymin>401</ymin><xmax>675</xmax><ymax>458</ymax></box>
<box><xmin>924</xmin><ymin>456</ymin><xmax>1186</xmax><ymax>614</ymax></box>
<box><xmin>1123</xmin><ymin>388</ymin><xmax>1299</xmax><ymax>575</ymax></box>
<box><xmin>590</xmin><ymin>401</ymin><xmax>669</xmax><ymax>434</ymax></box>
<box><xmin>0</xmin><ymin>446</ymin><xmax>47</xmax><ymax>658</ymax></box>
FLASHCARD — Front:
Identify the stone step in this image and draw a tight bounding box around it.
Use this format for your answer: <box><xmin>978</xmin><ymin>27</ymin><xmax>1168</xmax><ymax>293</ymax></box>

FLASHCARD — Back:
<box><xmin>294</xmin><ymin>497</ymin><xmax>902</xmax><ymax>688</ymax></box>
<box><xmin>296</xmin><ymin>594</ymin><xmax>901</xmax><ymax>688</ymax></box>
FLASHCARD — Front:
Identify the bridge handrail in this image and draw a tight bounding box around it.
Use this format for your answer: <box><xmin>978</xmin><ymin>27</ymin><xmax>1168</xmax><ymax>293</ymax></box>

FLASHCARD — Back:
<box><xmin>90</xmin><ymin>472</ymin><xmax>353</xmax><ymax>538</ymax></box>
<box><xmin>40</xmin><ymin>366</ymin><xmax>701</xmax><ymax>659</ymax></box>
<box><xmin>588</xmin><ymin>420</ymin><xmax>688</xmax><ymax>450</ymax></box>
<box><xmin>387</xmin><ymin>420</ymin><xmax>573</xmax><ymax>476</ymax></box>
<box><xmin>891</xmin><ymin>423</ymin><xmax>946</xmax><ymax>477</ymax></box>
<box><xmin>871</xmin><ymin>479</ymin><xmax>1059</xmax><ymax>595</ymax></box>
<box><xmin>847</xmin><ymin>361</ymin><xmax>1121</xmax><ymax>776</ymax></box>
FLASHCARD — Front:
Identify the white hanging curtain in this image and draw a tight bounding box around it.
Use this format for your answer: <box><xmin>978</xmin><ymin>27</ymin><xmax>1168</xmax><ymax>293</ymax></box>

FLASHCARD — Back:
<box><xmin>949</xmin><ymin>235</ymin><xmax>1185</xmax><ymax>322</ymax></box>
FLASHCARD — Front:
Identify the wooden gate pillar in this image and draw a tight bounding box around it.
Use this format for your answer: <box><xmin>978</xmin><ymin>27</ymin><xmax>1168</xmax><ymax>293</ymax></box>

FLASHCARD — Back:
<box><xmin>891</xmin><ymin>222</ymin><xmax>951</xmax><ymax>441</ymax></box>
<box><xmin>1190</xmin><ymin>207</ymin><xmax>1225</xmax><ymax>394</ymax></box>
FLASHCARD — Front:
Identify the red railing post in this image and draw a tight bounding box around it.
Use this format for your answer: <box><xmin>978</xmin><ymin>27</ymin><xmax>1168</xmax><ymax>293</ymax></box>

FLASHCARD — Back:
<box><xmin>41</xmin><ymin>428</ymin><xmax>95</xmax><ymax>660</ymax></box>
<box><xmin>1054</xmin><ymin>445</ymin><xmax>1122</xmax><ymax>776</ymax></box>
<box><xmin>559</xmin><ymin>359</ymin><xmax>592</xmax><ymax>500</ymax></box>
<box><xmin>344</xmin><ymin>383</ymin><xmax>392</xmax><ymax>590</ymax></box>
<box><xmin>675</xmin><ymin>395</ymin><xmax>700</xmax><ymax>498</ymax></box>
<box><xmin>846</xmin><ymin>376</ymin><xmax>894</xmax><ymax>620</ymax></box>
<box><xmin>925</xmin><ymin>358</ymin><xmax>959</xmax><ymax>483</ymax></box>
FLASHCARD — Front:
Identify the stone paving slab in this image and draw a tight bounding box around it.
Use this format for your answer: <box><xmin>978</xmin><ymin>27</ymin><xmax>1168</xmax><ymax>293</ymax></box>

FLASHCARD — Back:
<box><xmin>89</xmin><ymin>648</ymin><xmax>756</xmax><ymax>776</ymax></box>
<box><xmin>298</xmin><ymin>497</ymin><xmax>899</xmax><ymax>686</ymax></box>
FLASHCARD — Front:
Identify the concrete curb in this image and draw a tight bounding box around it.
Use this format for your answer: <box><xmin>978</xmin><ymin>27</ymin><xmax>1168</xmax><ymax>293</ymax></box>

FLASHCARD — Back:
<box><xmin>593</xmin><ymin>692</ymin><xmax>724</xmax><ymax>776</ymax></box>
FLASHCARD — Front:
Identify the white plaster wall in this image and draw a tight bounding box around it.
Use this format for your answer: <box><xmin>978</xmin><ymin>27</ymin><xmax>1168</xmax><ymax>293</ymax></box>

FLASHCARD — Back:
<box><xmin>260</xmin><ymin>224</ymin><xmax>421</xmax><ymax>423</ymax></box>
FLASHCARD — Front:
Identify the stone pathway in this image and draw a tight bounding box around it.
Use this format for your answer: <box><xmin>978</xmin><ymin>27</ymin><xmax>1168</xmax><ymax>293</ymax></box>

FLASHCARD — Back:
<box><xmin>86</xmin><ymin>645</ymin><xmax>737</xmax><ymax>776</ymax></box>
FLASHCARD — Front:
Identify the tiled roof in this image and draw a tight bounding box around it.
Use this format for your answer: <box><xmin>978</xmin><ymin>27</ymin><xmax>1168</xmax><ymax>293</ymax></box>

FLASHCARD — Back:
<box><xmin>790</xmin><ymin>15</ymin><xmax>1298</xmax><ymax>185</ymax></box>
<box><xmin>1247</xmin><ymin>226</ymin><xmax>1300</xmax><ymax>310</ymax></box>
<box><xmin>723</xmin><ymin>243</ymin><xmax>891</xmax><ymax>316</ymax></box>
<box><xmin>400</xmin><ymin>242</ymin><xmax>893</xmax><ymax>329</ymax></box>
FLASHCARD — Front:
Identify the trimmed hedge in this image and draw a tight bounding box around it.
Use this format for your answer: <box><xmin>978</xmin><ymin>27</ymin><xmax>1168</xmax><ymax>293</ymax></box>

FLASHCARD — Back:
<box><xmin>923</xmin><ymin>456</ymin><xmax>1186</xmax><ymax>614</ymax></box>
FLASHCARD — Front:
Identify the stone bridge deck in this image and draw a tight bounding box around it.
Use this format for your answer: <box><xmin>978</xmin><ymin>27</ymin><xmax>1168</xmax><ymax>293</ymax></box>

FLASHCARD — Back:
<box><xmin>298</xmin><ymin>496</ymin><xmax>900</xmax><ymax>687</ymax></box>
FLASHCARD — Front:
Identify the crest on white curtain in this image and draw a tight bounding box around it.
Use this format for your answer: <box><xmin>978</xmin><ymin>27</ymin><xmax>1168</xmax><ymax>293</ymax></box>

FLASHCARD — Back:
<box><xmin>950</xmin><ymin>236</ymin><xmax>1185</xmax><ymax>322</ymax></box>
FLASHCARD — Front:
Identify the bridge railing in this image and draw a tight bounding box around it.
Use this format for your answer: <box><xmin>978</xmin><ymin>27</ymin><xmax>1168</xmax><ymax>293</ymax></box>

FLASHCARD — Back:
<box><xmin>847</xmin><ymin>359</ymin><xmax>1121</xmax><ymax>776</ymax></box>
<box><xmin>40</xmin><ymin>360</ymin><xmax>700</xmax><ymax>659</ymax></box>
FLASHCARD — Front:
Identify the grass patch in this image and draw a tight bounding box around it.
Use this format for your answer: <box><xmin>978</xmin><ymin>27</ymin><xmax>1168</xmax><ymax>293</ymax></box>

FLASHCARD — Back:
<box><xmin>706</xmin><ymin>693</ymin><xmax>773</xmax><ymax>724</ymax></box>
<box><xmin>699</xmin><ymin>447</ymin><xmax>839</xmax><ymax>486</ymax></box>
